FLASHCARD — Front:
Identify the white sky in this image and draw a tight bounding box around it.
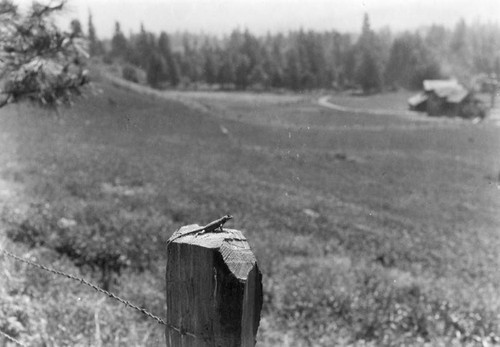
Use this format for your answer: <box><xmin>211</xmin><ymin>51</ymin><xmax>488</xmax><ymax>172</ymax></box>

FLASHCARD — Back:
<box><xmin>17</xmin><ymin>0</ymin><xmax>500</xmax><ymax>37</ymax></box>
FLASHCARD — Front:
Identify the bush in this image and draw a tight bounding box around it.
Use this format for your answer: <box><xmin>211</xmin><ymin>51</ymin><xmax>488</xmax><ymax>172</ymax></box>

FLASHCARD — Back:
<box><xmin>122</xmin><ymin>66</ymin><xmax>139</xmax><ymax>83</ymax></box>
<box><xmin>102</xmin><ymin>55</ymin><xmax>113</xmax><ymax>65</ymax></box>
<box><xmin>4</xmin><ymin>202</ymin><xmax>167</xmax><ymax>290</ymax></box>
<box><xmin>263</xmin><ymin>257</ymin><xmax>500</xmax><ymax>346</ymax></box>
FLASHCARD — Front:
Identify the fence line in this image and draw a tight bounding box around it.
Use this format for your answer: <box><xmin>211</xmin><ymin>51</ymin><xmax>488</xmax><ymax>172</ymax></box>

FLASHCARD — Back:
<box><xmin>1</xmin><ymin>219</ymin><xmax>263</xmax><ymax>347</ymax></box>
<box><xmin>0</xmin><ymin>248</ymin><xmax>197</xmax><ymax>340</ymax></box>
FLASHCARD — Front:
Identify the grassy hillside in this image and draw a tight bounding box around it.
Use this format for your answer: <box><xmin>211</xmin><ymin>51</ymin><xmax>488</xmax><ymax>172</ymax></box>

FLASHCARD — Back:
<box><xmin>1</xmin><ymin>75</ymin><xmax>499</xmax><ymax>346</ymax></box>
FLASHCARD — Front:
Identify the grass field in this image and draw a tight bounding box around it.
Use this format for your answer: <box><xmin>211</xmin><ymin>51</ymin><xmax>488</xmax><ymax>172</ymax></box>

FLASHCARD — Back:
<box><xmin>1</xmin><ymin>74</ymin><xmax>500</xmax><ymax>346</ymax></box>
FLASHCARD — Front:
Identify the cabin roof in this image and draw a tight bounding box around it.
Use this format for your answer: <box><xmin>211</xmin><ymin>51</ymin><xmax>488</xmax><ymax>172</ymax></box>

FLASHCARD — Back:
<box><xmin>423</xmin><ymin>79</ymin><xmax>469</xmax><ymax>103</ymax></box>
<box><xmin>423</xmin><ymin>79</ymin><xmax>460</xmax><ymax>91</ymax></box>
<box><xmin>408</xmin><ymin>92</ymin><xmax>428</xmax><ymax>107</ymax></box>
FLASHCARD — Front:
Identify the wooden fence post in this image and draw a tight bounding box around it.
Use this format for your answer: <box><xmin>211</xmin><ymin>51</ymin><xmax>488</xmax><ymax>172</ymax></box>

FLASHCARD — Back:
<box><xmin>165</xmin><ymin>223</ymin><xmax>263</xmax><ymax>347</ymax></box>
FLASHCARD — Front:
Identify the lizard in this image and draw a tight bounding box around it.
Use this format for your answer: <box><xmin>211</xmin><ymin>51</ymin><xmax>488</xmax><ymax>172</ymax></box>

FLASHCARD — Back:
<box><xmin>168</xmin><ymin>215</ymin><xmax>233</xmax><ymax>244</ymax></box>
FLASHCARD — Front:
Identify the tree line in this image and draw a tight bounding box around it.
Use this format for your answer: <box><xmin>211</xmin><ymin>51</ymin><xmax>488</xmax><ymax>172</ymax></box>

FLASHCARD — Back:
<box><xmin>87</xmin><ymin>13</ymin><xmax>500</xmax><ymax>93</ymax></box>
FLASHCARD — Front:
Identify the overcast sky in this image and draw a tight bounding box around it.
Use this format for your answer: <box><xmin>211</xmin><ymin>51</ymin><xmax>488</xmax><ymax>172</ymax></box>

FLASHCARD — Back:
<box><xmin>23</xmin><ymin>0</ymin><xmax>500</xmax><ymax>37</ymax></box>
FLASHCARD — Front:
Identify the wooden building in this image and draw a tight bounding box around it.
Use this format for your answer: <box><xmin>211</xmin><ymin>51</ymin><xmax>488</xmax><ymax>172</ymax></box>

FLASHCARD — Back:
<box><xmin>408</xmin><ymin>79</ymin><xmax>486</xmax><ymax>119</ymax></box>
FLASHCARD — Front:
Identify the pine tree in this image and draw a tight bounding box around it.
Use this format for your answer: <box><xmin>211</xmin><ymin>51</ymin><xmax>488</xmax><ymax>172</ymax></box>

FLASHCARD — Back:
<box><xmin>355</xmin><ymin>14</ymin><xmax>383</xmax><ymax>93</ymax></box>
<box><xmin>158</xmin><ymin>32</ymin><xmax>172</xmax><ymax>60</ymax></box>
<box><xmin>111</xmin><ymin>22</ymin><xmax>128</xmax><ymax>58</ymax></box>
<box><xmin>217</xmin><ymin>55</ymin><xmax>236</xmax><ymax>88</ymax></box>
<box><xmin>158</xmin><ymin>32</ymin><xmax>180</xmax><ymax>86</ymax></box>
<box><xmin>286</xmin><ymin>49</ymin><xmax>302</xmax><ymax>91</ymax></box>
<box><xmin>356</xmin><ymin>50</ymin><xmax>382</xmax><ymax>93</ymax></box>
<box><xmin>88</xmin><ymin>12</ymin><xmax>97</xmax><ymax>55</ymax></box>
<box><xmin>146</xmin><ymin>53</ymin><xmax>167</xmax><ymax>89</ymax></box>
<box><xmin>203</xmin><ymin>50</ymin><xmax>218</xmax><ymax>85</ymax></box>
<box><xmin>135</xmin><ymin>23</ymin><xmax>153</xmax><ymax>68</ymax></box>
<box><xmin>88</xmin><ymin>12</ymin><xmax>102</xmax><ymax>56</ymax></box>
<box><xmin>169</xmin><ymin>54</ymin><xmax>181</xmax><ymax>87</ymax></box>
<box><xmin>235</xmin><ymin>54</ymin><xmax>251</xmax><ymax>89</ymax></box>
<box><xmin>385</xmin><ymin>34</ymin><xmax>415</xmax><ymax>88</ymax></box>
<box><xmin>386</xmin><ymin>33</ymin><xmax>441</xmax><ymax>90</ymax></box>
<box><xmin>70</xmin><ymin>19</ymin><xmax>82</xmax><ymax>36</ymax></box>
<box><xmin>343</xmin><ymin>47</ymin><xmax>356</xmax><ymax>87</ymax></box>
<box><xmin>249</xmin><ymin>64</ymin><xmax>269</xmax><ymax>89</ymax></box>
<box><xmin>358</xmin><ymin>13</ymin><xmax>375</xmax><ymax>52</ymax></box>
<box><xmin>262</xmin><ymin>43</ymin><xmax>283</xmax><ymax>88</ymax></box>
<box><xmin>450</xmin><ymin>19</ymin><xmax>467</xmax><ymax>54</ymax></box>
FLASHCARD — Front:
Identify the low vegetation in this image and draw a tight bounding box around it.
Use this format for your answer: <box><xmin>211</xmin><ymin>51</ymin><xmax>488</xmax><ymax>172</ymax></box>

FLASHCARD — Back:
<box><xmin>1</xmin><ymin>76</ymin><xmax>499</xmax><ymax>345</ymax></box>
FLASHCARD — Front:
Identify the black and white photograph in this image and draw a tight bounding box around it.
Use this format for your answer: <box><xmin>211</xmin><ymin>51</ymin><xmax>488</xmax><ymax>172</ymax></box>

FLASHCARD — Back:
<box><xmin>1</xmin><ymin>0</ymin><xmax>499</xmax><ymax>346</ymax></box>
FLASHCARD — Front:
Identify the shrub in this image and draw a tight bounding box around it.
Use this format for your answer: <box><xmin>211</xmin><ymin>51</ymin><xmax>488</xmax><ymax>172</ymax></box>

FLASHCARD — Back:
<box><xmin>4</xmin><ymin>202</ymin><xmax>167</xmax><ymax>290</ymax></box>
<box><xmin>122</xmin><ymin>66</ymin><xmax>139</xmax><ymax>83</ymax></box>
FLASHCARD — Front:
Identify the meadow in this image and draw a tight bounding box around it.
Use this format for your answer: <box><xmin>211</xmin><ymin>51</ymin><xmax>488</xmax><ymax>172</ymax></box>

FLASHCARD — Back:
<box><xmin>1</xmin><ymin>73</ymin><xmax>499</xmax><ymax>346</ymax></box>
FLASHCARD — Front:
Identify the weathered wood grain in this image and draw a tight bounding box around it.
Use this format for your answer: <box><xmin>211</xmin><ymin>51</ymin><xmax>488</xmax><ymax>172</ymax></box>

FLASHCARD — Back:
<box><xmin>166</xmin><ymin>225</ymin><xmax>262</xmax><ymax>347</ymax></box>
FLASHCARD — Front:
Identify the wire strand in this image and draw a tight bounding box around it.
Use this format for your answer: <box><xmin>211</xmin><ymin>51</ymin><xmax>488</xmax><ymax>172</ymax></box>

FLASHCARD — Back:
<box><xmin>0</xmin><ymin>329</ymin><xmax>27</xmax><ymax>347</ymax></box>
<box><xmin>0</xmin><ymin>248</ymin><xmax>197</xmax><ymax>339</ymax></box>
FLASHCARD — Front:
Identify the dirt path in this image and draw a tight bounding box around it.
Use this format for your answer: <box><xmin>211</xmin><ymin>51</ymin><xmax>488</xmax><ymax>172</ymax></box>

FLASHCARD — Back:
<box><xmin>101</xmin><ymin>68</ymin><xmax>500</xmax><ymax>129</ymax></box>
<box><xmin>318</xmin><ymin>95</ymin><xmax>426</xmax><ymax>119</ymax></box>
<box><xmin>318</xmin><ymin>95</ymin><xmax>500</xmax><ymax>126</ymax></box>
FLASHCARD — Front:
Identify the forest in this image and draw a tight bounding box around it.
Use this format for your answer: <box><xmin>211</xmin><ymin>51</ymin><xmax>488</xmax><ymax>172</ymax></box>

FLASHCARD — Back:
<box><xmin>86</xmin><ymin>13</ymin><xmax>500</xmax><ymax>93</ymax></box>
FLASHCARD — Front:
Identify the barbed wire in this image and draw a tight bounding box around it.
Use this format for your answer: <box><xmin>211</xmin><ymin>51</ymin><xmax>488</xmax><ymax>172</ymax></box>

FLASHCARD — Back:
<box><xmin>0</xmin><ymin>329</ymin><xmax>27</xmax><ymax>347</ymax></box>
<box><xmin>0</xmin><ymin>248</ymin><xmax>198</xmax><ymax>340</ymax></box>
